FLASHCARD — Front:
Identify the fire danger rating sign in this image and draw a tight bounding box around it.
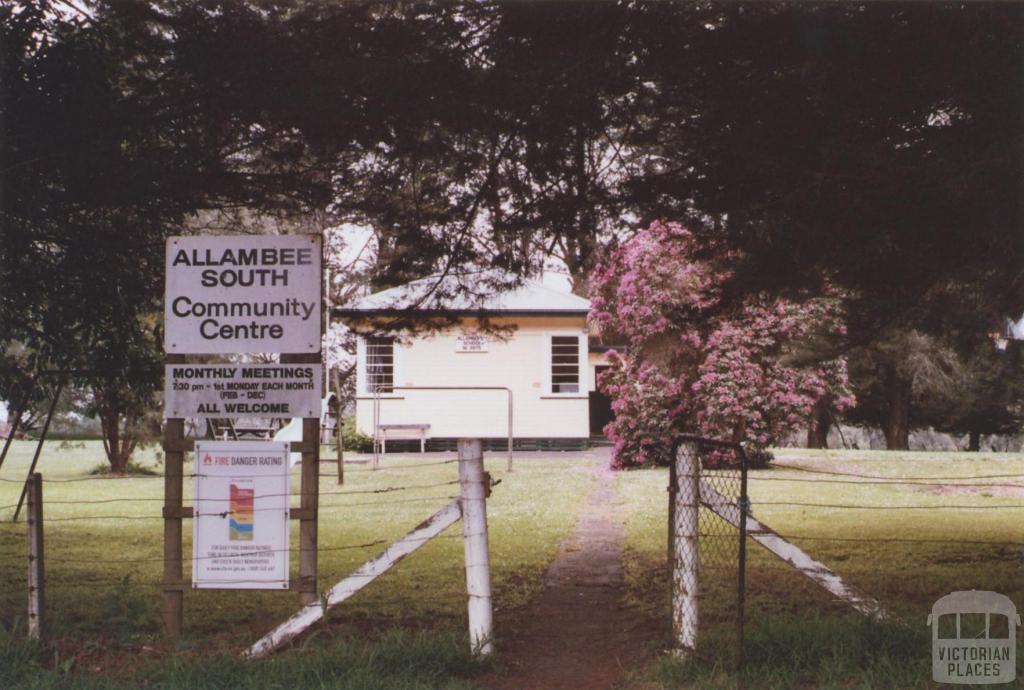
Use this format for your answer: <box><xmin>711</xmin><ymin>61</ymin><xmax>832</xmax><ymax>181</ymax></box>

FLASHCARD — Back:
<box><xmin>193</xmin><ymin>441</ymin><xmax>290</xmax><ymax>590</ymax></box>
<box><xmin>165</xmin><ymin>234</ymin><xmax>321</xmax><ymax>354</ymax></box>
<box><xmin>164</xmin><ymin>364</ymin><xmax>322</xmax><ymax>418</ymax></box>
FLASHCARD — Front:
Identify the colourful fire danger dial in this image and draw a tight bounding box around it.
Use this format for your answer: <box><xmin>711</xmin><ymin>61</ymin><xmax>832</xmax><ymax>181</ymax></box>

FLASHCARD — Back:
<box><xmin>229</xmin><ymin>481</ymin><xmax>255</xmax><ymax>541</ymax></box>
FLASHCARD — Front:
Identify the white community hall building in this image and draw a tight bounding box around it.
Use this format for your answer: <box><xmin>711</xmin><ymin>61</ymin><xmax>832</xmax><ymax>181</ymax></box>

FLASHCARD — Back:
<box><xmin>334</xmin><ymin>270</ymin><xmax>613</xmax><ymax>452</ymax></box>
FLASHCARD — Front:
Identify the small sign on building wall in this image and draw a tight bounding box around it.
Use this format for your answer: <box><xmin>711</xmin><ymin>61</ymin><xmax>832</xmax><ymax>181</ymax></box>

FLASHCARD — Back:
<box><xmin>456</xmin><ymin>332</ymin><xmax>488</xmax><ymax>352</ymax></box>
<box><xmin>193</xmin><ymin>441</ymin><xmax>290</xmax><ymax>590</ymax></box>
<box><xmin>165</xmin><ymin>364</ymin><xmax>322</xmax><ymax>418</ymax></box>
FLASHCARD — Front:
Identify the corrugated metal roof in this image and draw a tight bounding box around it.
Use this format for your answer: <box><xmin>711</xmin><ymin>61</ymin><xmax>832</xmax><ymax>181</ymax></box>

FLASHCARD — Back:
<box><xmin>334</xmin><ymin>269</ymin><xmax>590</xmax><ymax>315</ymax></box>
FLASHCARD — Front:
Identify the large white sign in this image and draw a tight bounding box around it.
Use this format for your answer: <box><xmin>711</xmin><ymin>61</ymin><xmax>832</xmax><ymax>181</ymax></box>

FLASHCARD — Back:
<box><xmin>193</xmin><ymin>441</ymin><xmax>290</xmax><ymax>590</ymax></box>
<box><xmin>165</xmin><ymin>235</ymin><xmax>321</xmax><ymax>354</ymax></box>
<box><xmin>165</xmin><ymin>364</ymin><xmax>322</xmax><ymax>418</ymax></box>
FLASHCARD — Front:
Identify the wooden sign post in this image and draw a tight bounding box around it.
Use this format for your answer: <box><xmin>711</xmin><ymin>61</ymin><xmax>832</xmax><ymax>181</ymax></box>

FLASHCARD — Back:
<box><xmin>162</xmin><ymin>398</ymin><xmax>186</xmax><ymax>638</ymax></box>
<box><xmin>162</xmin><ymin>235</ymin><xmax>323</xmax><ymax>637</ymax></box>
<box><xmin>281</xmin><ymin>352</ymin><xmax>320</xmax><ymax>606</ymax></box>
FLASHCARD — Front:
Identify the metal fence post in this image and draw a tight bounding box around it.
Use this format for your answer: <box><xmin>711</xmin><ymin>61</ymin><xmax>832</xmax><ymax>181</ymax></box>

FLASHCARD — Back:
<box><xmin>27</xmin><ymin>472</ymin><xmax>44</xmax><ymax>641</ymax></box>
<box><xmin>458</xmin><ymin>439</ymin><xmax>494</xmax><ymax>656</ymax></box>
<box><xmin>334</xmin><ymin>369</ymin><xmax>344</xmax><ymax>485</ymax></box>
<box><xmin>506</xmin><ymin>389</ymin><xmax>514</xmax><ymax>473</ymax></box>
<box><xmin>737</xmin><ymin>445</ymin><xmax>749</xmax><ymax>669</ymax></box>
<box><xmin>672</xmin><ymin>441</ymin><xmax>700</xmax><ymax>656</ymax></box>
<box><xmin>372</xmin><ymin>389</ymin><xmax>380</xmax><ymax>470</ymax></box>
<box><xmin>668</xmin><ymin>457</ymin><xmax>677</xmax><ymax>566</ymax></box>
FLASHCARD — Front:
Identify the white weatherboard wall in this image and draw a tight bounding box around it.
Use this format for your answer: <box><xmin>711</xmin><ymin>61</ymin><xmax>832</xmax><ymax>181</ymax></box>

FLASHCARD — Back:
<box><xmin>355</xmin><ymin>317</ymin><xmax>588</xmax><ymax>439</ymax></box>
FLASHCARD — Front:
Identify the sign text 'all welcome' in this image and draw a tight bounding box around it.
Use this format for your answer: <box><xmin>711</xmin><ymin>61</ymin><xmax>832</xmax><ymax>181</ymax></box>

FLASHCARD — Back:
<box><xmin>165</xmin><ymin>234</ymin><xmax>321</xmax><ymax>354</ymax></box>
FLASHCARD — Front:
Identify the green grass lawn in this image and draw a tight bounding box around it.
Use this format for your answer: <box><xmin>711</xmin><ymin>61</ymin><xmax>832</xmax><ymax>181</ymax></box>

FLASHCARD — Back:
<box><xmin>2</xmin><ymin>442</ymin><xmax>1023</xmax><ymax>688</ymax></box>
<box><xmin>619</xmin><ymin>448</ymin><xmax>1024</xmax><ymax>689</ymax></box>
<box><xmin>0</xmin><ymin>440</ymin><xmax>597</xmax><ymax>688</ymax></box>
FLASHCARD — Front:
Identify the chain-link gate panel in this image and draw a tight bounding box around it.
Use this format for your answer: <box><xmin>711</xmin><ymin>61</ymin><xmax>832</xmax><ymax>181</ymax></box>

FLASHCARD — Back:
<box><xmin>671</xmin><ymin>436</ymin><xmax>748</xmax><ymax>667</ymax></box>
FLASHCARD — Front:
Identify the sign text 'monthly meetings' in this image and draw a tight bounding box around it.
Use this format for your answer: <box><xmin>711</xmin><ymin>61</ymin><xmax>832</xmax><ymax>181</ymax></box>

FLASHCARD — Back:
<box><xmin>165</xmin><ymin>364</ymin><xmax>322</xmax><ymax>419</ymax></box>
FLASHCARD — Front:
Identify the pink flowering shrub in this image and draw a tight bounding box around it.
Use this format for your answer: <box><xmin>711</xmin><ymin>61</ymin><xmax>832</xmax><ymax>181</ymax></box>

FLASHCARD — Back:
<box><xmin>590</xmin><ymin>221</ymin><xmax>726</xmax><ymax>348</ymax></box>
<box><xmin>591</xmin><ymin>221</ymin><xmax>853</xmax><ymax>468</ymax></box>
<box><xmin>693</xmin><ymin>298</ymin><xmax>855</xmax><ymax>450</ymax></box>
<box><xmin>598</xmin><ymin>354</ymin><xmax>689</xmax><ymax>468</ymax></box>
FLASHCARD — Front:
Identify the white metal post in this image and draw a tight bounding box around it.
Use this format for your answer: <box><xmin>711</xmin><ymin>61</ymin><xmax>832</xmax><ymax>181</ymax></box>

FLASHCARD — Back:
<box><xmin>458</xmin><ymin>439</ymin><xmax>494</xmax><ymax>656</ymax></box>
<box><xmin>372</xmin><ymin>387</ymin><xmax>380</xmax><ymax>470</ymax></box>
<box><xmin>672</xmin><ymin>441</ymin><xmax>700</xmax><ymax>656</ymax></box>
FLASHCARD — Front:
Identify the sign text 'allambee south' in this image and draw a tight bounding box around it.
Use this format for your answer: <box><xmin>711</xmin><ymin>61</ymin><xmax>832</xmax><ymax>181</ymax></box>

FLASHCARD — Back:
<box><xmin>165</xmin><ymin>235</ymin><xmax>321</xmax><ymax>354</ymax></box>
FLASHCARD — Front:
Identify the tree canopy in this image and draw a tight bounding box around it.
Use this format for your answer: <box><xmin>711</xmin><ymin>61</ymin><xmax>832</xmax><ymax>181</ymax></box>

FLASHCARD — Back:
<box><xmin>2</xmin><ymin>1</ymin><xmax>1021</xmax><ymax>456</ymax></box>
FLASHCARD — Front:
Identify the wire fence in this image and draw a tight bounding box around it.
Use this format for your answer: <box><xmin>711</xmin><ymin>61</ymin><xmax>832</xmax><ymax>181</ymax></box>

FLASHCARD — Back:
<box><xmin>742</xmin><ymin>462</ymin><xmax>1024</xmax><ymax>547</ymax></box>
<box><xmin>1</xmin><ymin>444</ymin><xmax>1021</xmax><ymax>651</ymax></box>
<box><xmin>0</xmin><ymin>451</ymin><xmax>474</xmax><ymax>638</ymax></box>
<box><xmin>749</xmin><ymin>464</ymin><xmax>1024</xmax><ymax>527</ymax></box>
<box><xmin>738</xmin><ymin>462</ymin><xmax>1024</xmax><ymax>625</ymax></box>
<box><xmin>1</xmin><ymin>459</ymin><xmax>1019</xmax><ymax>534</ymax></box>
<box><xmin>669</xmin><ymin>438</ymin><xmax>1024</xmax><ymax>667</ymax></box>
<box><xmin>1</xmin><ymin>462</ymin><xmax>1018</xmax><ymax>524</ymax></box>
<box><xmin>0</xmin><ymin>457</ymin><xmax>460</xmax><ymax>485</ymax></box>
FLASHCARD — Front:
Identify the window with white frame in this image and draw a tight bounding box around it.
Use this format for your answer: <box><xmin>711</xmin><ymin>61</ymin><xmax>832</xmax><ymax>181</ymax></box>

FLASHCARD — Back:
<box><xmin>550</xmin><ymin>335</ymin><xmax>580</xmax><ymax>393</ymax></box>
<box><xmin>365</xmin><ymin>336</ymin><xmax>394</xmax><ymax>393</ymax></box>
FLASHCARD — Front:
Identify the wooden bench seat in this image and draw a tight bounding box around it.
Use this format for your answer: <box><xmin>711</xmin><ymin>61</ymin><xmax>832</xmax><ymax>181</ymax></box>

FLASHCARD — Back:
<box><xmin>377</xmin><ymin>423</ymin><xmax>431</xmax><ymax>453</ymax></box>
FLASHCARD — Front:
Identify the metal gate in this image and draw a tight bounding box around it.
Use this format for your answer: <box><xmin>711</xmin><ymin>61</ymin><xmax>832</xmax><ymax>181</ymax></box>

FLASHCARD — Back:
<box><xmin>669</xmin><ymin>434</ymin><xmax>749</xmax><ymax>667</ymax></box>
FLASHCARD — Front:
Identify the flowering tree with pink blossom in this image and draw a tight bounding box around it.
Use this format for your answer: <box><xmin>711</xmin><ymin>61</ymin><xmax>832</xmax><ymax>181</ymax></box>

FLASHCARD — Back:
<box><xmin>590</xmin><ymin>221</ymin><xmax>853</xmax><ymax>468</ymax></box>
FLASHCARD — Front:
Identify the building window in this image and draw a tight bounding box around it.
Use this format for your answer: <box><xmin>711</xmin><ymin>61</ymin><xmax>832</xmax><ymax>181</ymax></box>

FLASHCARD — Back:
<box><xmin>550</xmin><ymin>335</ymin><xmax>580</xmax><ymax>393</ymax></box>
<box><xmin>366</xmin><ymin>337</ymin><xmax>394</xmax><ymax>393</ymax></box>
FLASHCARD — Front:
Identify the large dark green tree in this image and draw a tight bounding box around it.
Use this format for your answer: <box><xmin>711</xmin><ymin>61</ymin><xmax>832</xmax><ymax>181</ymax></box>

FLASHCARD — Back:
<box><xmin>844</xmin><ymin>330</ymin><xmax>962</xmax><ymax>450</ymax></box>
<box><xmin>629</xmin><ymin>2</ymin><xmax>1023</xmax><ymax>331</ymax></box>
<box><xmin>477</xmin><ymin>2</ymin><xmax>651</xmax><ymax>293</ymax></box>
<box><xmin>1</xmin><ymin>1</ymin><xmax>327</xmax><ymax>467</ymax></box>
<box><xmin>940</xmin><ymin>343</ymin><xmax>1024</xmax><ymax>451</ymax></box>
<box><xmin>929</xmin><ymin>296</ymin><xmax>1024</xmax><ymax>451</ymax></box>
<box><xmin>3</xmin><ymin>1</ymin><xmax>1021</xmax><ymax>458</ymax></box>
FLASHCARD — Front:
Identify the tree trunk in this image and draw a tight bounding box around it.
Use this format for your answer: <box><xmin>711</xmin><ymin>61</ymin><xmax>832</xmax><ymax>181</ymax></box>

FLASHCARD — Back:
<box><xmin>967</xmin><ymin>429</ymin><xmax>981</xmax><ymax>452</ymax></box>
<box><xmin>731</xmin><ymin>419</ymin><xmax>747</xmax><ymax>445</ymax></box>
<box><xmin>99</xmin><ymin>402</ymin><xmax>133</xmax><ymax>473</ymax></box>
<box><xmin>565</xmin><ymin>123</ymin><xmax>598</xmax><ymax>298</ymax></box>
<box><xmin>882</xmin><ymin>366</ymin><xmax>911</xmax><ymax>451</ymax></box>
<box><xmin>806</xmin><ymin>399</ymin><xmax>831</xmax><ymax>449</ymax></box>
